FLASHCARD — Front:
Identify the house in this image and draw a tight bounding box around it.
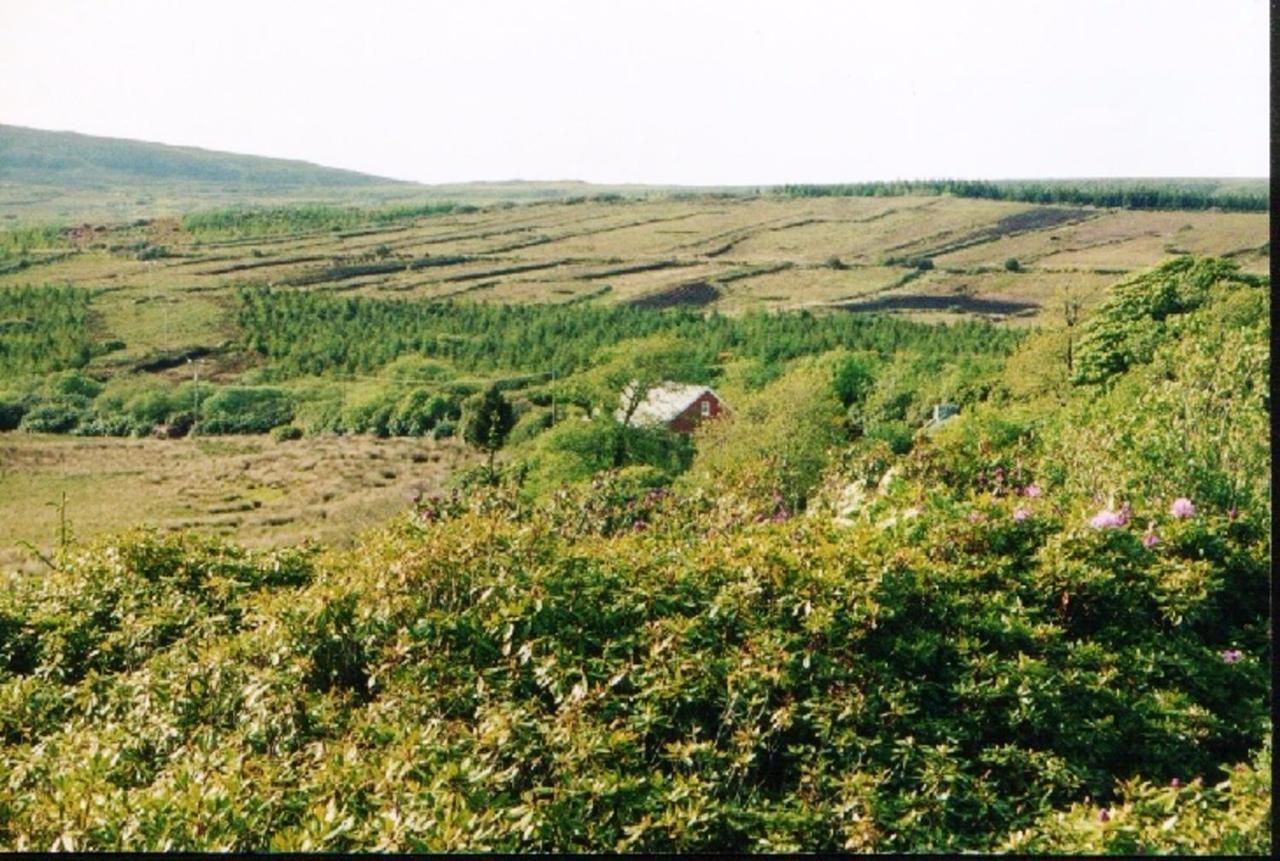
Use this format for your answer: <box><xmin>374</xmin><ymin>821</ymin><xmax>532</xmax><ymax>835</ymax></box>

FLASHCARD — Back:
<box><xmin>616</xmin><ymin>381</ymin><xmax>727</xmax><ymax>433</ymax></box>
<box><xmin>921</xmin><ymin>402</ymin><xmax>959</xmax><ymax>433</ymax></box>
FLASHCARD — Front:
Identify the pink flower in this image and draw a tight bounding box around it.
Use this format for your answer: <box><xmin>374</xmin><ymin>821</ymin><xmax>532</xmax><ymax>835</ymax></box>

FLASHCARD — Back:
<box><xmin>1170</xmin><ymin>777</ymin><xmax>1180</xmax><ymax>787</ymax></box>
<box><xmin>1142</xmin><ymin>532</ymin><xmax>1161</xmax><ymax>548</ymax></box>
<box><xmin>1022</xmin><ymin>483</ymin><xmax>1042</xmax><ymax>498</ymax></box>
<box><xmin>1089</xmin><ymin>508</ymin><xmax>1128</xmax><ymax>528</ymax></box>
<box><xmin>1170</xmin><ymin>497</ymin><xmax>1196</xmax><ymax>518</ymax></box>
<box><xmin>1013</xmin><ymin>507</ymin><xmax>1030</xmax><ymax>522</ymax></box>
<box><xmin>1097</xmin><ymin>808</ymin><xmax>1110</xmax><ymax>822</ymax></box>
<box><xmin>1222</xmin><ymin>649</ymin><xmax>1243</xmax><ymax>664</ymax></box>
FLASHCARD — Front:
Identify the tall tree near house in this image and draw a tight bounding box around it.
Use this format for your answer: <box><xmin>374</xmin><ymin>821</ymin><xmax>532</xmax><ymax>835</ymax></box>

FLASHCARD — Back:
<box><xmin>462</xmin><ymin>385</ymin><xmax>514</xmax><ymax>479</ymax></box>
<box><xmin>1062</xmin><ymin>297</ymin><xmax>1081</xmax><ymax>373</ymax></box>
<box><xmin>579</xmin><ymin>334</ymin><xmax>709</xmax><ymax>467</ymax></box>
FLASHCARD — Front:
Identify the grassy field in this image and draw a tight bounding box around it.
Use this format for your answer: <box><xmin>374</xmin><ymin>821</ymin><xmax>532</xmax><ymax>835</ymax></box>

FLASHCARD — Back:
<box><xmin>0</xmin><ymin>432</ymin><xmax>472</xmax><ymax>574</ymax></box>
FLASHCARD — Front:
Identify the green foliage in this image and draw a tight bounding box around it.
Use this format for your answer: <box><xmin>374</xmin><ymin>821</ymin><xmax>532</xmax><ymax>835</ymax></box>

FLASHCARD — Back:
<box><xmin>0</xmin><ymin>224</ymin><xmax>66</xmax><ymax>261</ymax></box>
<box><xmin>272</xmin><ymin>425</ymin><xmax>303</xmax><ymax>442</ymax></box>
<box><xmin>831</xmin><ymin>352</ymin><xmax>876</xmax><ymax>409</ymax></box>
<box><xmin>506</xmin><ymin>406</ymin><xmax>552</xmax><ymax>446</ymax></box>
<box><xmin>1071</xmin><ymin>256</ymin><xmax>1259</xmax><ymax>385</ymax></box>
<box><xmin>18</xmin><ymin>404</ymin><xmax>84</xmax><ymax>434</ymax></box>
<box><xmin>389</xmin><ymin>389</ymin><xmax>450</xmax><ymax>437</ymax></box>
<box><xmin>1004</xmin><ymin>739</ymin><xmax>1271</xmax><ymax>854</ymax></box>
<box><xmin>236</xmin><ymin>287</ymin><xmax>1022</xmax><ymax>380</ymax></box>
<box><xmin>199</xmin><ymin>386</ymin><xmax>294</xmax><ymax>434</ymax></box>
<box><xmin>682</xmin><ymin>362</ymin><xmax>844</xmax><ymax>517</ymax></box>
<box><xmin>518</xmin><ymin>414</ymin><xmax>693</xmax><ymax>499</ymax></box>
<box><xmin>0</xmin><ymin>399</ymin><xmax>24</xmax><ymax>431</ymax></box>
<box><xmin>0</xmin><ymin>285</ymin><xmax>95</xmax><ymax>375</ymax></box>
<box><xmin>780</xmin><ymin>179</ymin><xmax>1269</xmax><ymax>212</ymax></box>
<box><xmin>182</xmin><ymin>201</ymin><xmax>461</xmax><ymax>239</ymax></box>
<box><xmin>462</xmin><ymin>386</ymin><xmax>515</xmax><ymax>467</ymax></box>
<box><xmin>1004</xmin><ymin>257</ymin><xmax>1021</xmax><ymax>272</ymax></box>
<box><xmin>1044</xmin><ymin>258</ymin><xmax>1270</xmax><ymax>512</ymax></box>
<box><xmin>864</xmin><ymin>419</ymin><xmax>913</xmax><ymax>454</ymax></box>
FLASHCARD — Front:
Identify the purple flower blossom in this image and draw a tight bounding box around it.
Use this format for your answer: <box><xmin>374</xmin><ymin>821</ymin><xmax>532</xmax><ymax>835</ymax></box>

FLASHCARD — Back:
<box><xmin>1170</xmin><ymin>497</ymin><xmax>1196</xmax><ymax>518</ymax></box>
<box><xmin>1227</xmin><ymin>506</ymin><xmax>1240</xmax><ymax>521</ymax></box>
<box><xmin>1170</xmin><ymin>778</ymin><xmax>1180</xmax><ymax>787</ymax></box>
<box><xmin>1097</xmin><ymin>808</ymin><xmax>1110</xmax><ymax>822</ymax></box>
<box><xmin>1142</xmin><ymin>532</ymin><xmax>1161</xmax><ymax>548</ymax></box>
<box><xmin>632</xmin><ymin>518</ymin><xmax>647</xmax><ymax>531</ymax></box>
<box><xmin>1089</xmin><ymin>508</ymin><xmax>1128</xmax><ymax>528</ymax></box>
<box><xmin>1221</xmin><ymin>649</ymin><xmax>1243</xmax><ymax>664</ymax></box>
<box><xmin>1022</xmin><ymin>483</ymin><xmax>1042</xmax><ymax>498</ymax></box>
<box><xmin>1013</xmin><ymin>507</ymin><xmax>1030</xmax><ymax>522</ymax></box>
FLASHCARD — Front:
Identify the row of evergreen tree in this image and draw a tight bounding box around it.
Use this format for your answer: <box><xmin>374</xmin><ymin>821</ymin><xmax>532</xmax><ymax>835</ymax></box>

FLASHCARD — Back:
<box><xmin>235</xmin><ymin>287</ymin><xmax>1024</xmax><ymax>379</ymax></box>
<box><xmin>182</xmin><ymin>201</ymin><xmax>470</xmax><ymax>239</ymax></box>
<box><xmin>778</xmin><ymin>180</ymin><xmax>1268</xmax><ymax>212</ymax></box>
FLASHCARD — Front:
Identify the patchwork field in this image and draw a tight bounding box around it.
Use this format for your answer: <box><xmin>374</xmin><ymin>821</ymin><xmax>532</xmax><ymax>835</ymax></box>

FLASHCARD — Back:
<box><xmin>2</xmin><ymin>196</ymin><xmax>1268</xmax><ymax>343</ymax></box>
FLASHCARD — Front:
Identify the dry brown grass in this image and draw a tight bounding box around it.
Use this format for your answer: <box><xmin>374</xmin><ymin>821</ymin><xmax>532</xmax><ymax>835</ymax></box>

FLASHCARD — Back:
<box><xmin>0</xmin><ymin>433</ymin><xmax>474</xmax><ymax>574</ymax></box>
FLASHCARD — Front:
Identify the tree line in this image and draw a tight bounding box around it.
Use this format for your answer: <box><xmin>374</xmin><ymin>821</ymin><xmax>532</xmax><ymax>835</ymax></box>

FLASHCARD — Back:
<box><xmin>778</xmin><ymin>179</ymin><xmax>1268</xmax><ymax>212</ymax></box>
<box><xmin>235</xmin><ymin>287</ymin><xmax>1024</xmax><ymax>379</ymax></box>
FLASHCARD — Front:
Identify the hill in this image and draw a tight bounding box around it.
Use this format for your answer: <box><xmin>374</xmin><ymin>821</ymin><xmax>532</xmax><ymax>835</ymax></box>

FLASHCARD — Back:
<box><xmin>0</xmin><ymin>126</ymin><xmax>733</xmax><ymax>223</ymax></box>
<box><xmin>0</xmin><ymin>124</ymin><xmax>402</xmax><ymax>189</ymax></box>
<box><xmin>0</xmin><ymin>125</ymin><xmax>436</xmax><ymax>223</ymax></box>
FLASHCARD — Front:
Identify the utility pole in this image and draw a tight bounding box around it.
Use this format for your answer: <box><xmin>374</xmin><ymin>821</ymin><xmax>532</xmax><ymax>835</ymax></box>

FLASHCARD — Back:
<box><xmin>189</xmin><ymin>358</ymin><xmax>201</xmax><ymax>436</ymax></box>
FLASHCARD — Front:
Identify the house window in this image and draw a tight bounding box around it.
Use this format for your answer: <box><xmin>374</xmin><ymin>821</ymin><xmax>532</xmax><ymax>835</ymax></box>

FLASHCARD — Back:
<box><xmin>701</xmin><ymin>399</ymin><xmax>711</xmax><ymax>417</ymax></box>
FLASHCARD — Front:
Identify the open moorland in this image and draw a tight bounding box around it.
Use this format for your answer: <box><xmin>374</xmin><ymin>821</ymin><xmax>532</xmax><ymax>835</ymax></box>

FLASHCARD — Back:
<box><xmin>0</xmin><ymin>433</ymin><xmax>470</xmax><ymax>574</ymax></box>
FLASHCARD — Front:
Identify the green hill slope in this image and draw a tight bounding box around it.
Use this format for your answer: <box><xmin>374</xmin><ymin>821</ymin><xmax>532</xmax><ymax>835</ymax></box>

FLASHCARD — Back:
<box><xmin>0</xmin><ymin>124</ymin><xmax>402</xmax><ymax>189</ymax></box>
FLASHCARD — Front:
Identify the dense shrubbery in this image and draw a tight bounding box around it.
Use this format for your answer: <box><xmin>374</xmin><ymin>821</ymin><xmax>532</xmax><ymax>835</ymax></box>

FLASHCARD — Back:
<box><xmin>1070</xmin><ymin>256</ymin><xmax>1264</xmax><ymax>384</ymax></box>
<box><xmin>0</xmin><ymin>285</ymin><xmax>97</xmax><ymax>375</ymax></box>
<box><xmin>0</xmin><ymin>257</ymin><xmax>1268</xmax><ymax>851</ymax></box>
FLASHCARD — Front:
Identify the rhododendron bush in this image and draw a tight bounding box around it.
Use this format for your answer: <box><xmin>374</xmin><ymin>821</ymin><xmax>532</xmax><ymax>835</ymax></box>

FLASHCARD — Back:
<box><xmin>0</xmin><ymin>258</ymin><xmax>1267</xmax><ymax>852</ymax></box>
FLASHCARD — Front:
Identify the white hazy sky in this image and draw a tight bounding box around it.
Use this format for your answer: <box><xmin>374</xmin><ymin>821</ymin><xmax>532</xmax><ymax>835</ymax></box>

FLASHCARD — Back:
<box><xmin>0</xmin><ymin>0</ymin><xmax>1270</xmax><ymax>184</ymax></box>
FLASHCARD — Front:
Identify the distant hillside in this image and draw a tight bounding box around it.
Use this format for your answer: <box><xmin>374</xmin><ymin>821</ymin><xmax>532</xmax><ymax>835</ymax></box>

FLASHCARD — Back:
<box><xmin>0</xmin><ymin>124</ymin><xmax>403</xmax><ymax>189</ymax></box>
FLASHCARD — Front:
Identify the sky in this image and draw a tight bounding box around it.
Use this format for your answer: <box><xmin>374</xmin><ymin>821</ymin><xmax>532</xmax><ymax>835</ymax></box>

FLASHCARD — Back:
<box><xmin>0</xmin><ymin>0</ymin><xmax>1270</xmax><ymax>185</ymax></box>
